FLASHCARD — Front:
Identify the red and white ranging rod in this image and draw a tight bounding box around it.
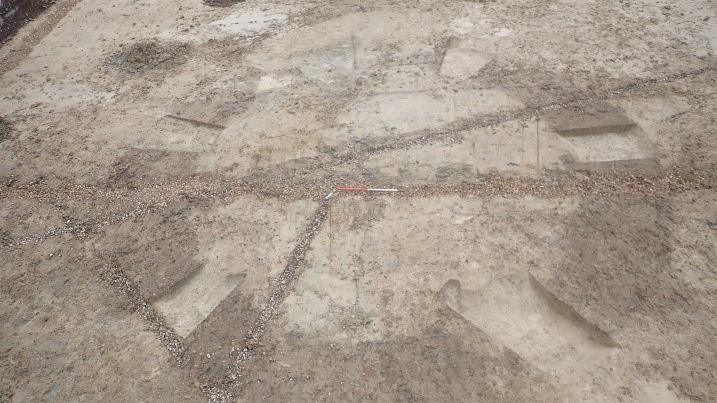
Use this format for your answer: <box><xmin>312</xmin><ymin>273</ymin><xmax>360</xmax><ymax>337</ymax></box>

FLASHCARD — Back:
<box><xmin>325</xmin><ymin>186</ymin><xmax>399</xmax><ymax>200</ymax></box>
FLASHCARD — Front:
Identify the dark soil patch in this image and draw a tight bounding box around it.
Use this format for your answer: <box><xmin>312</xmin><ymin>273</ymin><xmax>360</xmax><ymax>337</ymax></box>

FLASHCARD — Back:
<box><xmin>0</xmin><ymin>118</ymin><xmax>13</xmax><ymax>142</ymax></box>
<box><xmin>0</xmin><ymin>0</ymin><xmax>54</xmax><ymax>44</ymax></box>
<box><xmin>106</xmin><ymin>40</ymin><xmax>190</xmax><ymax>73</ymax></box>
<box><xmin>203</xmin><ymin>0</ymin><xmax>243</xmax><ymax>7</ymax></box>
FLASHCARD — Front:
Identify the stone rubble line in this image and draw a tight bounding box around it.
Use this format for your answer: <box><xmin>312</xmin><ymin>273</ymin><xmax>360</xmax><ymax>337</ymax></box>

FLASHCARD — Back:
<box><xmin>0</xmin><ymin>176</ymin><xmax>243</xmax><ymax>248</ymax></box>
<box><xmin>2</xmin><ymin>163</ymin><xmax>715</xmax><ymax>248</ymax></box>
<box><xmin>202</xmin><ymin>201</ymin><xmax>331</xmax><ymax>403</ymax></box>
<box><xmin>100</xmin><ymin>263</ymin><xmax>187</xmax><ymax>367</ymax></box>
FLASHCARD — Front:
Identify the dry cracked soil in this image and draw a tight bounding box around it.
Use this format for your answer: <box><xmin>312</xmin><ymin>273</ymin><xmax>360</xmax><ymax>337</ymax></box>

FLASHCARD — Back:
<box><xmin>1</xmin><ymin>0</ymin><xmax>717</xmax><ymax>402</ymax></box>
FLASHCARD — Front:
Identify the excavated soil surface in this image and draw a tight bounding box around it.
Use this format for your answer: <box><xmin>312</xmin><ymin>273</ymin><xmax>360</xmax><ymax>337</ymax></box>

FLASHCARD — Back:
<box><xmin>1</xmin><ymin>0</ymin><xmax>716</xmax><ymax>402</ymax></box>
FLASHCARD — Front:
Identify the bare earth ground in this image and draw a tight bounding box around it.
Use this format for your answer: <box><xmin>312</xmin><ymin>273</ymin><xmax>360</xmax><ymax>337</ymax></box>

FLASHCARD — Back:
<box><xmin>1</xmin><ymin>0</ymin><xmax>716</xmax><ymax>402</ymax></box>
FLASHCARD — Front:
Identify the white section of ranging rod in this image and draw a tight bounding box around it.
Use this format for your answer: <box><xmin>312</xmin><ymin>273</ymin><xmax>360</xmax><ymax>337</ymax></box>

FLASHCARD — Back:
<box><xmin>366</xmin><ymin>188</ymin><xmax>399</xmax><ymax>192</ymax></box>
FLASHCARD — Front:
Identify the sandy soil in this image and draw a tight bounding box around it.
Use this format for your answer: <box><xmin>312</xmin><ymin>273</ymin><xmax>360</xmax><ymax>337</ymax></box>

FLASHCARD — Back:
<box><xmin>1</xmin><ymin>0</ymin><xmax>716</xmax><ymax>402</ymax></box>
